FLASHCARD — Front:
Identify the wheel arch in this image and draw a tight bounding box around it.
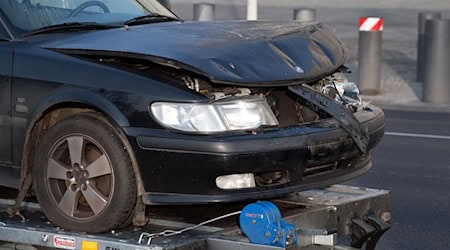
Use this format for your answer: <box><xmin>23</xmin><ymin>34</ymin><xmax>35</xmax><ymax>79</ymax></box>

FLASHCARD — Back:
<box><xmin>21</xmin><ymin>89</ymin><xmax>145</xmax><ymax>197</ymax></box>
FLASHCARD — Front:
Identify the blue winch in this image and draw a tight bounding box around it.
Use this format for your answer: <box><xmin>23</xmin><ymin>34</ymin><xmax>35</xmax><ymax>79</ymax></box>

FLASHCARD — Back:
<box><xmin>239</xmin><ymin>201</ymin><xmax>298</xmax><ymax>248</ymax></box>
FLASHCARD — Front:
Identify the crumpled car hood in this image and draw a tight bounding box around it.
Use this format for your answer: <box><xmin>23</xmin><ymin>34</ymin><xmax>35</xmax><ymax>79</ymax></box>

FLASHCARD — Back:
<box><xmin>43</xmin><ymin>21</ymin><xmax>349</xmax><ymax>85</ymax></box>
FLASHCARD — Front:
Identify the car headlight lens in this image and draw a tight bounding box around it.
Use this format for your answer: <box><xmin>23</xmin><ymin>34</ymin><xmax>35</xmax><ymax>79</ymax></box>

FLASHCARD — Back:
<box><xmin>150</xmin><ymin>96</ymin><xmax>278</xmax><ymax>133</ymax></box>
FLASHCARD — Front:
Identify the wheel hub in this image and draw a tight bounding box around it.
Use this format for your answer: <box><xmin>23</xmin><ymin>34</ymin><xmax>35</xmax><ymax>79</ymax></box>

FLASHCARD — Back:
<box><xmin>73</xmin><ymin>169</ymin><xmax>88</xmax><ymax>185</ymax></box>
<box><xmin>71</xmin><ymin>163</ymin><xmax>88</xmax><ymax>186</ymax></box>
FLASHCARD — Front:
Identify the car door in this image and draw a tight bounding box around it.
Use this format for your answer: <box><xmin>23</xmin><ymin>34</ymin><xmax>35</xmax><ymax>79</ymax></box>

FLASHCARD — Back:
<box><xmin>0</xmin><ymin>19</ymin><xmax>19</xmax><ymax>188</ymax></box>
<box><xmin>0</xmin><ymin>21</ymin><xmax>13</xmax><ymax>165</ymax></box>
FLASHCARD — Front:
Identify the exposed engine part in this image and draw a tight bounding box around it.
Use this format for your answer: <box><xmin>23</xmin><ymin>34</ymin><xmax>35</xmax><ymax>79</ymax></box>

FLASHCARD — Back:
<box><xmin>207</xmin><ymin>87</ymin><xmax>253</xmax><ymax>101</ymax></box>
<box><xmin>180</xmin><ymin>76</ymin><xmax>255</xmax><ymax>101</ymax></box>
<box><xmin>321</xmin><ymin>74</ymin><xmax>362</xmax><ymax>111</ymax></box>
<box><xmin>266</xmin><ymin>90</ymin><xmax>320</xmax><ymax>126</ymax></box>
<box><xmin>182</xmin><ymin>76</ymin><xmax>200</xmax><ymax>92</ymax></box>
<box><xmin>92</xmin><ymin>55</ymin><xmax>353</xmax><ymax>128</ymax></box>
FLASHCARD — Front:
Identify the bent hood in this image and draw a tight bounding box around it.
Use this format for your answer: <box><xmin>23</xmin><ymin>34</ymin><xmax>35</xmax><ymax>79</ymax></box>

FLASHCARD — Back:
<box><xmin>43</xmin><ymin>21</ymin><xmax>349</xmax><ymax>85</ymax></box>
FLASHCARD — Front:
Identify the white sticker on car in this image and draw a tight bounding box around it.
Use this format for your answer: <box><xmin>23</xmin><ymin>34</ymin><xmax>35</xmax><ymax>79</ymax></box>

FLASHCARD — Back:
<box><xmin>53</xmin><ymin>236</ymin><xmax>76</xmax><ymax>249</ymax></box>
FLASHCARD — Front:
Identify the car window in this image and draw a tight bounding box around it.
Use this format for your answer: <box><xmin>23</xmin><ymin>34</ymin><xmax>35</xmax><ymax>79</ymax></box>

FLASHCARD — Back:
<box><xmin>0</xmin><ymin>0</ymin><xmax>176</xmax><ymax>36</ymax></box>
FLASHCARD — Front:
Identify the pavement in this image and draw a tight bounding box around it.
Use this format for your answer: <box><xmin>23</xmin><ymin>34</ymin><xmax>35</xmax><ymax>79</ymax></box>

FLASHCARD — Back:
<box><xmin>170</xmin><ymin>0</ymin><xmax>450</xmax><ymax>112</ymax></box>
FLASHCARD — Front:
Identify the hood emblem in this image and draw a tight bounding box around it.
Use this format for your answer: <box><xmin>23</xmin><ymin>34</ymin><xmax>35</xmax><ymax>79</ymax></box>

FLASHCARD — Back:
<box><xmin>295</xmin><ymin>66</ymin><xmax>304</xmax><ymax>74</ymax></box>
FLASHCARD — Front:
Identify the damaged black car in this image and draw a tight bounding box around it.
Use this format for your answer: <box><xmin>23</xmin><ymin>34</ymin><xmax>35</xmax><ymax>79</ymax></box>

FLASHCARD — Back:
<box><xmin>0</xmin><ymin>0</ymin><xmax>384</xmax><ymax>233</ymax></box>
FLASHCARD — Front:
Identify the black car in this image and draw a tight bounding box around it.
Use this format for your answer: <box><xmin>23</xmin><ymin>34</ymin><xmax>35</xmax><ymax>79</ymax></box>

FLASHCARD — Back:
<box><xmin>0</xmin><ymin>0</ymin><xmax>384</xmax><ymax>233</ymax></box>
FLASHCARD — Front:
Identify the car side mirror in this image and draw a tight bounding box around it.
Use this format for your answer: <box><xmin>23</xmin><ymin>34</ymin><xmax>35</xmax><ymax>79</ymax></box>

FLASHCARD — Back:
<box><xmin>158</xmin><ymin>0</ymin><xmax>172</xmax><ymax>9</ymax></box>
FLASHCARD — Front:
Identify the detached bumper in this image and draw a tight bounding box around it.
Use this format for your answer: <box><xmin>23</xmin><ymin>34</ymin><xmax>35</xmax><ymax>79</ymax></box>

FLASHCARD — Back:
<box><xmin>124</xmin><ymin>105</ymin><xmax>385</xmax><ymax>205</ymax></box>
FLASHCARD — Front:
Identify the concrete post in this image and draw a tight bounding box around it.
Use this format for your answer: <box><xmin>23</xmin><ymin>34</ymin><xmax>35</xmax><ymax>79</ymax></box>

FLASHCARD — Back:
<box><xmin>417</xmin><ymin>12</ymin><xmax>441</xmax><ymax>82</ymax></box>
<box><xmin>358</xmin><ymin>17</ymin><xmax>383</xmax><ymax>95</ymax></box>
<box><xmin>247</xmin><ymin>0</ymin><xmax>258</xmax><ymax>20</ymax></box>
<box><xmin>423</xmin><ymin>19</ymin><xmax>450</xmax><ymax>104</ymax></box>
<box><xmin>293</xmin><ymin>8</ymin><xmax>316</xmax><ymax>22</ymax></box>
<box><xmin>193</xmin><ymin>3</ymin><xmax>215</xmax><ymax>21</ymax></box>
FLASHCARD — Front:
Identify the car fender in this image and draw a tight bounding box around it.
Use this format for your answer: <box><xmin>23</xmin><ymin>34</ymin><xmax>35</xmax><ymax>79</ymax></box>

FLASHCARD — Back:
<box><xmin>27</xmin><ymin>87</ymin><xmax>130</xmax><ymax>129</ymax></box>
<box><xmin>21</xmin><ymin>87</ymin><xmax>134</xmax><ymax>184</ymax></box>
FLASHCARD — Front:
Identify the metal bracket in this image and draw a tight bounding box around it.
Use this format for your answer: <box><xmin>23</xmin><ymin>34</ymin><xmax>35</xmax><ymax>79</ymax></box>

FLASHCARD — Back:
<box><xmin>298</xmin><ymin>228</ymin><xmax>338</xmax><ymax>246</ymax></box>
<box><xmin>351</xmin><ymin>218</ymin><xmax>376</xmax><ymax>248</ymax></box>
<box><xmin>365</xmin><ymin>213</ymin><xmax>391</xmax><ymax>249</ymax></box>
<box><xmin>289</xmin><ymin>85</ymin><xmax>369</xmax><ymax>153</ymax></box>
<box><xmin>351</xmin><ymin>213</ymin><xmax>390</xmax><ymax>249</ymax></box>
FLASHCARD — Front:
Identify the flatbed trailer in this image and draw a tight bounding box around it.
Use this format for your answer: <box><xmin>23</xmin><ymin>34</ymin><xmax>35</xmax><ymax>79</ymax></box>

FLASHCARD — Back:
<box><xmin>0</xmin><ymin>185</ymin><xmax>390</xmax><ymax>250</ymax></box>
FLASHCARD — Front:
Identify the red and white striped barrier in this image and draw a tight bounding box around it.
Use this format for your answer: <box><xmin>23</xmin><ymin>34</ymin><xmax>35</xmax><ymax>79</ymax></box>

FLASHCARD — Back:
<box><xmin>358</xmin><ymin>17</ymin><xmax>383</xmax><ymax>94</ymax></box>
<box><xmin>359</xmin><ymin>17</ymin><xmax>384</xmax><ymax>31</ymax></box>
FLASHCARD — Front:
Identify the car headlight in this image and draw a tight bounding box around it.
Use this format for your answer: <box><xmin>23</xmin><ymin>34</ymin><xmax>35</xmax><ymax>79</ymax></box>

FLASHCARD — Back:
<box><xmin>216</xmin><ymin>173</ymin><xmax>256</xmax><ymax>189</ymax></box>
<box><xmin>150</xmin><ymin>96</ymin><xmax>279</xmax><ymax>133</ymax></box>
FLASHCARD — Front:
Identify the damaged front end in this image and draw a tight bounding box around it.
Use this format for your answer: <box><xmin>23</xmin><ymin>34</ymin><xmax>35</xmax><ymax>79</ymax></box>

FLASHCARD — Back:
<box><xmin>153</xmin><ymin>69</ymin><xmax>371</xmax><ymax>155</ymax></box>
<box><xmin>92</xmin><ymin>55</ymin><xmax>384</xmax><ymax>204</ymax></box>
<box><xmin>91</xmin><ymin>54</ymin><xmax>371</xmax><ymax>152</ymax></box>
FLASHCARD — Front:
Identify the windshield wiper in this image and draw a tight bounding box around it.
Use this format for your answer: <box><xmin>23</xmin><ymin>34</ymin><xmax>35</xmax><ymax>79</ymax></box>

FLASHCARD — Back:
<box><xmin>124</xmin><ymin>14</ymin><xmax>179</xmax><ymax>26</ymax></box>
<box><xmin>23</xmin><ymin>22</ymin><xmax>119</xmax><ymax>37</ymax></box>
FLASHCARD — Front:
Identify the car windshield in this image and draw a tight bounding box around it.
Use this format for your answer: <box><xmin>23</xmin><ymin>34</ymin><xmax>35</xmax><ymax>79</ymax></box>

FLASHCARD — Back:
<box><xmin>0</xmin><ymin>0</ymin><xmax>177</xmax><ymax>36</ymax></box>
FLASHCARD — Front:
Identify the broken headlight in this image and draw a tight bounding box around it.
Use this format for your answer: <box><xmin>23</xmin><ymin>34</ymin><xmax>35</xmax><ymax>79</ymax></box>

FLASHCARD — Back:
<box><xmin>150</xmin><ymin>96</ymin><xmax>279</xmax><ymax>133</ymax></box>
<box><xmin>322</xmin><ymin>75</ymin><xmax>362</xmax><ymax>110</ymax></box>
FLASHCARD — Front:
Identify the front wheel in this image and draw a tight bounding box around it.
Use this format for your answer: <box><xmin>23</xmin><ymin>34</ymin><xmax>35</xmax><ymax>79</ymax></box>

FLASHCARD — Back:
<box><xmin>33</xmin><ymin>112</ymin><xmax>136</xmax><ymax>233</ymax></box>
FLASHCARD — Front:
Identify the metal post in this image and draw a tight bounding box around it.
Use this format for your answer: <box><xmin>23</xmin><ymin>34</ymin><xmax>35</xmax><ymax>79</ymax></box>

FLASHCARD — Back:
<box><xmin>293</xmin><ymin>8</ymin><xmax>316</xmax><ymax>22</ymax></box>
<box><xmin>423</xmin><ymin>19</ymin><xmax>450</xmax><ymax>104</ymax></box>
<box><xmin>193</xmin><ymin>3</ymin><xmax>215</xmax><ymax>21</ymax></box>
<box><xmin>358</xmin><ymin>17</ymin><xmax>383</xmax><ymax>95</ymax></box>
<box><xmin>247</xmin><ymin>0</ymin><xmax>258</xmax><ymax>20</ymax></box>
<box><xmin>417</xmin><ymin>12</ymin><xmax>441</xmax><ymax>82</ymax></box>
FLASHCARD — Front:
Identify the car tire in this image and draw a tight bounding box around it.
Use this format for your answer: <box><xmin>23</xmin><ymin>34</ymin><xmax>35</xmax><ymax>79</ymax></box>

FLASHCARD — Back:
<box><xmin>33</xmin><ymin>112</ymin><xmax>137</xmax><ymax>233</ymax></box>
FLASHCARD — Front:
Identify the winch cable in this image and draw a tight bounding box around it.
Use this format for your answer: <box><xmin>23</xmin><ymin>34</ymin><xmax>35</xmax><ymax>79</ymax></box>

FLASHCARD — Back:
<box><xmin>138</xmin><ymin>210</ymin><xmax>242</xmax><ymax>245</ymax></box>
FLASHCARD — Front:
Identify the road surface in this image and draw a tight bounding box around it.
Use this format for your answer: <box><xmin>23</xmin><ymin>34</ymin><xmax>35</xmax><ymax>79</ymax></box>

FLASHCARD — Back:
<box><xmin>346</xmin><ymin>109</ymin><xmax>450</xmax><ymax>249</ymax></box>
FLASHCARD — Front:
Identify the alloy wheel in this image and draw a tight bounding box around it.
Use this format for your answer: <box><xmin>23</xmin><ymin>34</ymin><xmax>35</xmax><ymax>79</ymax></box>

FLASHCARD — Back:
<box><xmin>45</xmin><ymin>134</ymin><xmax>115</xmax><ymax>220</ymax></box>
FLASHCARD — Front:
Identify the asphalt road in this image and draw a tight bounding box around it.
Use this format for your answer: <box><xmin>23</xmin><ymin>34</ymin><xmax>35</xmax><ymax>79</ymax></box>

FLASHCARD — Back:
<box><xmin>346</xmin><ymin>109</ymin><xmax>450</xmax><ymax>249</ymax></box>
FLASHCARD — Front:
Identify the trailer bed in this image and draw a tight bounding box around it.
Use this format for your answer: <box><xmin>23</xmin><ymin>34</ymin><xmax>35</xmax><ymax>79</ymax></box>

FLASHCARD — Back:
<box><xmin>0</xmin><ymin>185</ymin><xmax>390</xmax><ymax>250</ymax></box>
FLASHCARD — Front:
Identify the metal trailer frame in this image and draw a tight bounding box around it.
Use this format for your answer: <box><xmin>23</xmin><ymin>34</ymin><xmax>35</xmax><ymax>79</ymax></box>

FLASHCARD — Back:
<box><xmin>0</xmin><ymin>185</ymin><xmax>390</xmax><ymax>250</ymax></box>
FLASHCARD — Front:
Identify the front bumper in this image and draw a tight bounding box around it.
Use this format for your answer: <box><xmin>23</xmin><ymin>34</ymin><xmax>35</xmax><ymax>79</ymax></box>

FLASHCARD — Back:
<box><xmin>124</xmin><ymin>105</ymin><xmax>384</xmax><ymax>205</ymax></box>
